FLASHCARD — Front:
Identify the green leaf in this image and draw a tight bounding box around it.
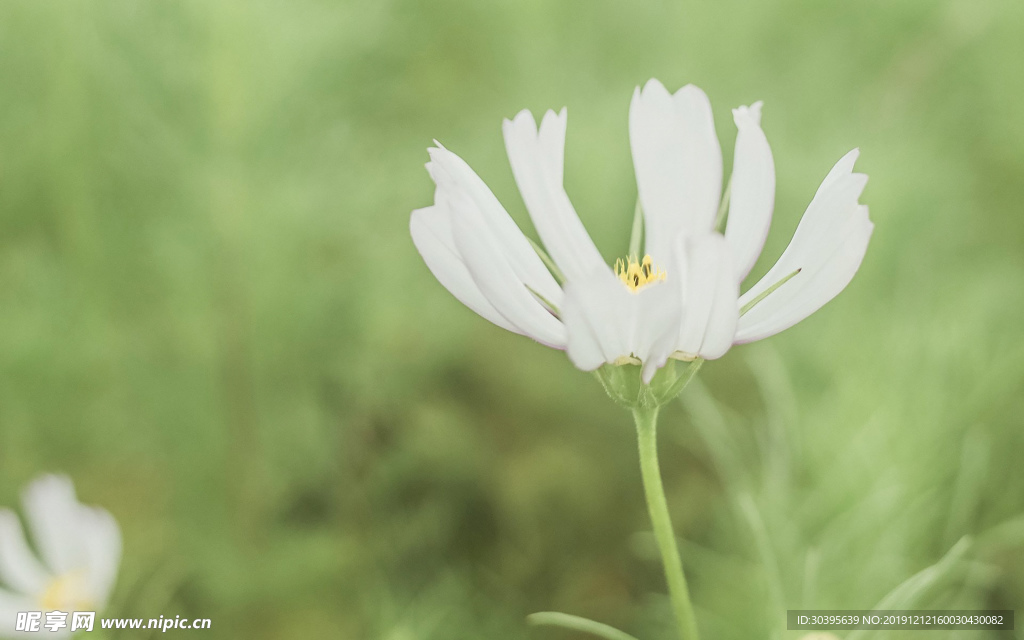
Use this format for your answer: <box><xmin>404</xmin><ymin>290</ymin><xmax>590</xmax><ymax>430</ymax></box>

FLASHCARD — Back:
<box><xmin>527</xmin><ymin>612</ymin><xmax>641</xmax><ymax>640</ymax></box>
<box><xmin>845</xmin><ymin>536</ymin><xmax>972</xmax><ymax>640</ymax></box>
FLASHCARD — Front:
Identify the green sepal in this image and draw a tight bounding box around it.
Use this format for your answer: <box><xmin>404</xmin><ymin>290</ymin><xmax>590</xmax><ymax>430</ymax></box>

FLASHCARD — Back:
<box><xmin>594</xmin><ymin>359</ymin><xmax>704</xmax><ymax>410</ymax></box>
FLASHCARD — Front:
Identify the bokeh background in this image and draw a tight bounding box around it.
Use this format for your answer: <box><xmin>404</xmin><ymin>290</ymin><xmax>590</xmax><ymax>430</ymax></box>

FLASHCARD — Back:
<box><xmin>1</xmin><ymin>0</ymin><xmax>1023</xmax><ymax>638</ymax></box>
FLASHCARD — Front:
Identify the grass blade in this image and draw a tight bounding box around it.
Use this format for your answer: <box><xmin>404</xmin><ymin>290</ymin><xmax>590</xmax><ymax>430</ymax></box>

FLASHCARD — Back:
<box><xmin>527</xmin><ymin>612</ymin><xmax>641</xmax><ymax>640</ymax></box>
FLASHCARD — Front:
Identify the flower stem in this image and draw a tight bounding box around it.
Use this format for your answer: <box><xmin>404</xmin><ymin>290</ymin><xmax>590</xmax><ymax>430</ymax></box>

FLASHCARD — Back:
<box><xmin>633</xmin><ymin>404</ymin><xmax>699</xmax><ymax>640</ymax></box>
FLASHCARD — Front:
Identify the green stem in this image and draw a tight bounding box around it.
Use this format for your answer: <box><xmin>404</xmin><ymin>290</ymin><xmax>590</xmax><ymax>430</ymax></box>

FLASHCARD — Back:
<box><xmin>633</xmin><ymin>405</ymin><xmax>699</xmax><ymax>640</ymax></box>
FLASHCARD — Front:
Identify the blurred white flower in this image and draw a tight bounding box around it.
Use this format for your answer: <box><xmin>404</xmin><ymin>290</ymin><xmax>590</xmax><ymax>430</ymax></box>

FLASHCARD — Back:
<box><xmin>411</xmin><ymin>78</ymin><xmax>872</xmax><ymax>382</ymax></box>
<box><xmin>0</xmin><ymin>475</ymin><xmax>121</xmax><ymax>636</ymax></box>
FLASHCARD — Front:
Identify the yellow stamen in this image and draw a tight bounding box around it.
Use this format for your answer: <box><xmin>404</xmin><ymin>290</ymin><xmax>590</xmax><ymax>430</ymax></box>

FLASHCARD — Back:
<box><xmin>40</xmin><ymin>572</ymin><xmax>92</xmax><ymax>611</ymax></box>
<box><xmin>615</xmin><ymin>254</ymin><xmax>666</xmax><ymax>292</ymax></box>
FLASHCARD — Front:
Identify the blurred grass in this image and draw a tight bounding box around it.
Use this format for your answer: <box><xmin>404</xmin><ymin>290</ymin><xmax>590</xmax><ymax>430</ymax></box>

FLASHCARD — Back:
<box><xmin>1</xmin><ymin>0</ymin><xmax>1023</xmax><ymax>638</ymax></box>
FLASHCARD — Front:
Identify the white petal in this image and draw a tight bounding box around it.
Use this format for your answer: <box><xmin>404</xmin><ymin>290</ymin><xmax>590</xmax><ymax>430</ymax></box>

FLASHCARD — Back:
<box><xmin>675</xmin><ymin>232</ymin><xmax>740</xmax><ymax>359</ymax></box>
<box><xmin>818</xmin><ymin>147</ymin><xmax>861</xmax><ymax>192</ymax></box>
<box><xmin>630</xmin><ymin>79</ymin><xmax>723</xmax><ymax>261</ymax></box>
<box><xmin>736</xmin><ymin>150</ymin><xmax>872</xmax><ymax>343</ymax></box>
<box><xmin>635</xmin><ymin>282</ymin><xmax>686</xmax><ymax>382</ymax></box>
<box><xmin>18</xmin><ymin>477</ymin><xmax>121</xmax><ymax>611</ymax></box>
<box><xmin>503</xmin><ymin>109</ymin><xmax>605</xmax><ymax>283</ymax></box>
<box><xmin>426</xmin><ymin>145</ymin><xmax>564</xmax><ymax>307</ymax></box>
<box><xmin>0</xmin><ymin>510</ymin><xmax>49</xmax><ymax>596</ymax></box>
<box><xmin>424</xmin><ymin>145</ymin><xmax>566</xmax><ymax>348</ymax></box>
<box><xmin>562</xmin><ymin>270</ymin><xmax>681</xmax><ymax>383</ymax></box>
<box><xmin>410</xmin><ymin>206</ymin><xmax>522</xmax><ymax>335</ymax></box>
<box><xmin>22</xmin><ymin>476</ymin><xmax>81</xmax><ymax>577</ymax></box>
<box><xmin>444</xmin><ymin>186</ymin><xmax>567</xmax><ymax>348</ymax></box>
<box><xmin>537</xmin><ymin>109</ymin><xmax>565</xmax><ymax>185</ymax></box>
<box><xmin>0</xmin><ymin>588</ymin><xmax>39</xmax><ymax>633</ymax></box>
<box><xmin>562</xmin><ymin>270</ymin><xmax>632</xmax><ymax>371</ymax></box>
<box><xmin>724</xmin><ymin>102</ymin><xmax>775</xmax><ymax>282</ymax></box>
<box><xmin>78</xmin><ymin>507</ymin><xmax>121</xmax><ymax>607</ymax></box>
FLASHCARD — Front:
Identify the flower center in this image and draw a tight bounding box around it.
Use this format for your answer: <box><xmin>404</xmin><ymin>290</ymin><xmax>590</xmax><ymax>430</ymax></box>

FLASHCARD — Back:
<box><xmin>40</xmin><ymin>571</ymin><xmax>92</xmax><ymax>612</ymax></box>
<box><xmin>615</xmin><ymin>254</ymin><xmax>666</xmax><ymax>292</ymax></box>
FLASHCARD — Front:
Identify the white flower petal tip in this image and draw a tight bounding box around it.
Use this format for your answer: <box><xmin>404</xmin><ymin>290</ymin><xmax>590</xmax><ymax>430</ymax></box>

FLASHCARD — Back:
<box><xmin>630</xmin><ymin>78</ymin><xmax>722</xmax><ymax>260</ymax></box>
<box><xmin>732</xmin><ymin>101</ymin><xmax>764</xmax><ymax>126</ymax></box>
<box><xmin>736</xmin><ymin>150</ymin><xmax>872</xmax><ymax>343</ymax></box>
<box><xmin>502</xmin><ymin>105</ymin><xmax>604</xmax><ymax>284</ymax></box>
<box><xmin>0</xmin><ymin>475</ymin><xmax>121</xmax><ymax>618</ymax></box>
<box><xmin>725</xmin><ymin>101</ymin><xmax>776</xmax><ymax>282</ymax></box>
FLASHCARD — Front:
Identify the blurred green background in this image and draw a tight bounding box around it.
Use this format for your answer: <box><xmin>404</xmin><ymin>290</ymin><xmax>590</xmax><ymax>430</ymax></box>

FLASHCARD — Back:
<box><xmin>1</xmin><ymin>0</ymin><xmax>1023</xmax><ymax>638</ymax></box>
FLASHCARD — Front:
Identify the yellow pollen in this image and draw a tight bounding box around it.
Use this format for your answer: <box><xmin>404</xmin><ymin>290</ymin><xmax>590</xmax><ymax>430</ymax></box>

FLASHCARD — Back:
<box><xmin>614</xmin><ymin>254</ymin><xmax>666</xmax><ymax>292</ymax></box>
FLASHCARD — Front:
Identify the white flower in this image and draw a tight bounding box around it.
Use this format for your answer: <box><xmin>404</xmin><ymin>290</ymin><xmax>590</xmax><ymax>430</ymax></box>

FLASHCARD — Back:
<box><xmin>411</xmin><ymin>78</ymin><xmax>872</xmax><ymax>383</ymax></box>
<box><xmin>0</xmin><ymin>475</ymin><xmax>121</xmax><ymax>636</ymax></box>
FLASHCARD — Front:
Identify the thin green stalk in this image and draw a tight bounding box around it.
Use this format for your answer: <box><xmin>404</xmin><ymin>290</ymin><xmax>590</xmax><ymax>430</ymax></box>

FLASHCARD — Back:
<box><xmin>628</xmin><ymin>198</ymin><xmax>644</xmax><ymax>258</ymax></box>
<box><xmin>714</xmin><ymin>176</ymin><xmax>732</xmax><ymax>232</ymax></box>
<box><xmin>633</xmin><ymin>405</ymin><xmax>699</xmax><ymax>640</ymax></box>
<box><xmin>525</xmin><ymin>284</ymin><xmax>560</xmax><ymax>317</ymax></box>
<box><xmin>662</xmin><ymin>358</ymin><xmax>703</xmax><ymax>401</ymax></box>
<box><xmin>527</xmin><ymin>236</ymin><xmax>565</xmax><ymax>284</ymax></box>
<box><xmin>739</xmin><ymin>268</ymin><xmax>801</xmax><ymax>316</ymax></box>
